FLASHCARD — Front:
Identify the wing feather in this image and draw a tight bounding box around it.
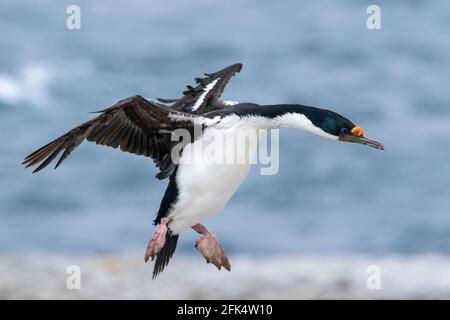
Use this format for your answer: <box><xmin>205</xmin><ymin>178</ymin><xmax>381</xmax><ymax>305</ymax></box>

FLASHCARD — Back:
<box><xmin>158</xmin><ymin>63</ymin><xmax>242</xmax><ymax>114</ymax></box>
<box><xmin>23</xmin><ymin>95</ymin><xmax>194</xmax><ymax>177</ymax></box>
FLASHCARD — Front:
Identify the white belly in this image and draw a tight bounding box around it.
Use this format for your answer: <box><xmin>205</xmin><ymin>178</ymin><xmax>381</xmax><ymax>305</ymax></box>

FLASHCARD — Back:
<box><xmin>167</xmin><ymin>126</ymin><xmax>260</xmax><ymax>234</ymax></box>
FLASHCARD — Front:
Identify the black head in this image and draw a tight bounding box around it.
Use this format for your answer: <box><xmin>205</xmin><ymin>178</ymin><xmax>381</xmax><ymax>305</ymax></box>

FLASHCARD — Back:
<box><xmin>301</xmin><ymin>106</ymin><xmax>355</xmax><ymax>135</ymax></box>
<box><xmin>300</xmin><ymin>105</ymin><xmax>384</xmax><ymax>151</ymax></box>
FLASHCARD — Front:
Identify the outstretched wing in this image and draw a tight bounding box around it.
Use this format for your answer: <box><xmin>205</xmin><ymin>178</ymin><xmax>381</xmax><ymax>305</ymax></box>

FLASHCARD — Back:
<box><xmin>23</xmin><ymin>95</ymin><xmax>193</xmax><ymax>179</ymax></box>
<box><xmin>157</xmin><ymin>63</ymin><xmax>242</xmax><ymax>114</ymax></box>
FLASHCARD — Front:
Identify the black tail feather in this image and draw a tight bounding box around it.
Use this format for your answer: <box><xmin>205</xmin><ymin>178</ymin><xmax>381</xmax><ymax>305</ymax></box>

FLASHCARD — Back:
<box><xmin>152</xmin><ymin>232</ymin><xmax>179</xmax><ymax>279</ymax></box>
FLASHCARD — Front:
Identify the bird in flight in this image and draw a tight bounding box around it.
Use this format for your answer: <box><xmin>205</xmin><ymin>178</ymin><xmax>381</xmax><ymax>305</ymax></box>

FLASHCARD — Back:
<box><xmin>23</xmin><ymin>63</ymin><xmax>384</xmax><ymax>278</ymax></box>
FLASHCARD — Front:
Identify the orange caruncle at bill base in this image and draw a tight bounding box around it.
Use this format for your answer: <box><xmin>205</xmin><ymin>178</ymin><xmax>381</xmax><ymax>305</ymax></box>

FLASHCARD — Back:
<box><xmin>351</xmin><ymin>126</ymin><xmax>364</xmax><ymax>137</ymax></box>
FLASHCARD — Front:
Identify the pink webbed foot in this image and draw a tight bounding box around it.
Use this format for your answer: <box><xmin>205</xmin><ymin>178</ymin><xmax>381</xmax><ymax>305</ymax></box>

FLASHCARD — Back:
<box><xmin>145</xmin><ymin>218</ymin><xmax>169</xmax><ymax>262</ymax></box>
<box><xmin>192</xmin><ymin>224</ymin><xmax>231</xmax><ymax>271</ymax></box>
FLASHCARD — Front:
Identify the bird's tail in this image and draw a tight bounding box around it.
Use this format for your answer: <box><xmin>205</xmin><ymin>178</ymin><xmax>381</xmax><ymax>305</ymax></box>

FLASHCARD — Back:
<box><xmin>152</xmin><ymin>231</ymin><xmax>179</xmax><ymax>279</ymax></box>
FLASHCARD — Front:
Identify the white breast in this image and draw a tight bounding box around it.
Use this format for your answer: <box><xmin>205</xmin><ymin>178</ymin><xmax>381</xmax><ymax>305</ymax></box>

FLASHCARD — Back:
<box><xmin>167</xmin><ymin>122</ymin><xmax>260</xmax><ymax>234</ymax></box>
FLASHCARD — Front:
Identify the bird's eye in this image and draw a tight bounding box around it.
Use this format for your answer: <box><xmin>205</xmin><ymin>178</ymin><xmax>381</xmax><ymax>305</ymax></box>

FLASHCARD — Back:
<box><xmin>340</xmin><ymin>128</ymin><xmax>349</xmax><ymax>134</ymax></box>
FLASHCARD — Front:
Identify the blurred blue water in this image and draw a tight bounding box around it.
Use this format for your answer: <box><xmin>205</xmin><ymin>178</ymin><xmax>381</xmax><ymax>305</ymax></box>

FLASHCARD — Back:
<box><xmin>1</xmin><ymin>0</ymin><xmax>450</xmax><ymax>255</ymax></box>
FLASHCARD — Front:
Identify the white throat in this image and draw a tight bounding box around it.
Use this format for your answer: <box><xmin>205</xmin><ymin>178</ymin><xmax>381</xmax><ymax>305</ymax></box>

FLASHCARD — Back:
<box><xmin>270</xmin><ymin>113</ymin><xmax>338</xmax><ymax>140</ymax></box>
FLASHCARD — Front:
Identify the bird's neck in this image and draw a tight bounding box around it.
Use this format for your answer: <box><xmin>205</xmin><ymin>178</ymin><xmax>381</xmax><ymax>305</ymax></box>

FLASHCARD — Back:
<box><xmin>237</xmin><ymin>104</ymin><xmax>337</xmax><ymax>140</ymax></box>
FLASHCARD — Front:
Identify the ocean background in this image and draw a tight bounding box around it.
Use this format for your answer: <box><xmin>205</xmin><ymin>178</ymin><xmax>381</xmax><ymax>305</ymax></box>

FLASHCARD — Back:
<box><xmin>1</xmin><ymin>0</ymin><xmax>450</xmax><ymax>298</ymax></box>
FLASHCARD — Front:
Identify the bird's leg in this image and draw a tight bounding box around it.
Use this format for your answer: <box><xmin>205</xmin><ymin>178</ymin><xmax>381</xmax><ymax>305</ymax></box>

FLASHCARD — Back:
<box><xmin>192</xmin><ymin>223</ymin><xmax>231</xmax><ymax>271</ymax></box>
<box><xmin>144</xmin><ymin>218</ymin><xmax>169</xmax><ymax>262</ymax></box>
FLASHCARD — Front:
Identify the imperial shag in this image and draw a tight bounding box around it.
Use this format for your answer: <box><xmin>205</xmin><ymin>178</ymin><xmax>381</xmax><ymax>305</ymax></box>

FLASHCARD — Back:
<box><xmin>23</xmin><ymin>63</ymin><xmax>384</xmax><ymax>278</ymax></box>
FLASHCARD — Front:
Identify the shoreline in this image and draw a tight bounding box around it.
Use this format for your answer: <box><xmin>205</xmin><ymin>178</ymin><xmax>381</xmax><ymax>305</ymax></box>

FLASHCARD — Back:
<box><xmin>1</xmin><ymin>253</ymin><xmax>450</xmax><ymax>299</ymax></box>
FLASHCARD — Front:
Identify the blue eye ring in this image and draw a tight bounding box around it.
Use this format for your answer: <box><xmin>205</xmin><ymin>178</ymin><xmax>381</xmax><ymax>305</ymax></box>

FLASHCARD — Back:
<box><xmin>340</xmin><ymin>127</ymin><xmax>349</xmax><ymax>134</ymax></box>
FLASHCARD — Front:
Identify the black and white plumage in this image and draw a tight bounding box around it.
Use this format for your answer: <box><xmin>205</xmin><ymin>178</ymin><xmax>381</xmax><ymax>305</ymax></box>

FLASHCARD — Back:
<box><xmin>23</xmin><ymin>63</ymin><xmax>384</xmax><ymax>278</ymax></box>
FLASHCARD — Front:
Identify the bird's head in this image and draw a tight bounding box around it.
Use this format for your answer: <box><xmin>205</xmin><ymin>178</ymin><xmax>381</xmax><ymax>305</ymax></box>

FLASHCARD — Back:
<box><xmin>303</xmin><ymin>107</ymin><xmax>384</xmax><ymax>151</ymax></box>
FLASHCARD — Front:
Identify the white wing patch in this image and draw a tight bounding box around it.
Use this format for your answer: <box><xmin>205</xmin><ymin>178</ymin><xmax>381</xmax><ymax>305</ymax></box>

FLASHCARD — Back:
<box><xmin>191</xmin><ymin>78</ymin><xmax>219</xmax><ymax>111</ymax></box>
<box><xmin>168</xmin><ymin>113</ymin><xmax>221</xmax><ymax>126</ymax></box>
